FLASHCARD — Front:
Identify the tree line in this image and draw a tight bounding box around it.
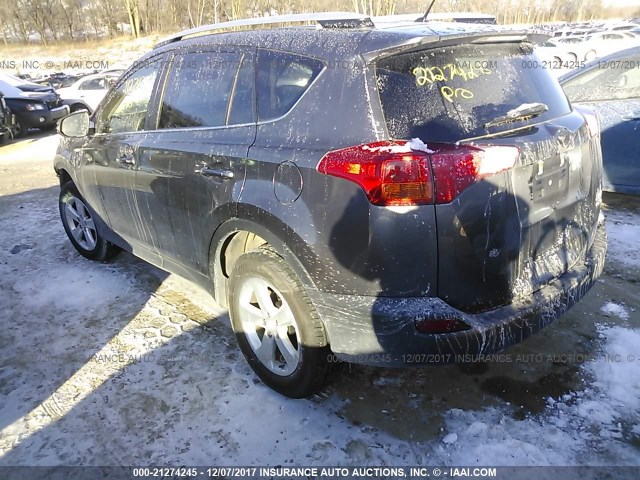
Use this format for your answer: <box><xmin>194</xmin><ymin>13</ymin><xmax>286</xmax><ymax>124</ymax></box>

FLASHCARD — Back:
<box><xmin>0</xmin><ymin>0</ymin><xmax>635</xmax><ymax>45</ymax></box>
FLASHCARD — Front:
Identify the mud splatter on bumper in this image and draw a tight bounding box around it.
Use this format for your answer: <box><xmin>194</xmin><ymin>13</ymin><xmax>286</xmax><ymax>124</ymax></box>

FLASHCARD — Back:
<box><xmin>310</xmin><ymin>221</ymin><xmax>607</xmax><ymax>366</ymax></box>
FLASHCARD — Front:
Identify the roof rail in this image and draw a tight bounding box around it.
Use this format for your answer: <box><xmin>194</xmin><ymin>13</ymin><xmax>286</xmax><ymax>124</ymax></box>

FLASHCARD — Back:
<box><xmin>154</xmin><ymin>12</ymin><xmax>374</xmax><ymax>49</ymax></box>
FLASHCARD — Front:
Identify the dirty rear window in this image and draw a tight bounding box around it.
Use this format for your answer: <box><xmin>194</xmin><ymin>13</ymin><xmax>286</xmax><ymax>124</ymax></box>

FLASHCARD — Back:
<box><xmin>375</xmin><ymin>43</ymin><xmax>571</xmax><ymax>142</ymax></box>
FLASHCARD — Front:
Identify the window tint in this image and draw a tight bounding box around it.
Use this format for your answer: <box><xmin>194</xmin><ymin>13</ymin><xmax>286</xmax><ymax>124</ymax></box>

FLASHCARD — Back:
<box><xmin>563</xmin><ymin>58</ymin><xmax>640</xmax><ymax>102</ymax></box>
<box><xmin>159</xmin><ymin>52</ymin><xmax>241</xmax><ymax>129</ymax></box>
<box><xmin>375</xmin><ymin>43</ymin><xmax>572</xmax><ymax>143</ymax></box>
<box><xmin>97</xmin><ymin>62</ymin><xmax>159</xmax><ymax>134</ymax></box>
<box><xmin>256</xmin><ymin>50</ymin><xmax>323</xmax><ymax>121</ymax></box>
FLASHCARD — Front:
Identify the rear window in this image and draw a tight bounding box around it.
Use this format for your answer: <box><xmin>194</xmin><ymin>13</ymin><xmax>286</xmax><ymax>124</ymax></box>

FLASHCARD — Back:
<box><xmin>375</xmin><ymin>43</ymin><xmax>571</xmax><ymax>142</ymax></box>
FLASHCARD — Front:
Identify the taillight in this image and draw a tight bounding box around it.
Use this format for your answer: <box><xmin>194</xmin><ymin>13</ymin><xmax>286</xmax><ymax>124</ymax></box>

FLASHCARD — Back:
<box><xmin>316</xmin><ymin>141</ymin><xmax>433</xmax><ymax>206</ymax></box>
<box><xmin>430</xmin><ymin>144</ymin><xmax>519</xmax><ymax>204</ymax></box>
<box><xmin>317</xmin><ymin>140</ymin><xmax>519</xmax><ymax>205</ymax></box>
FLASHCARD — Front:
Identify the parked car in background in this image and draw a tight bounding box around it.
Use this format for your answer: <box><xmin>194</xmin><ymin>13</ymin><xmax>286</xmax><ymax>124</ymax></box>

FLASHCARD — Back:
<box><xmin>58</xmin><ymin>73</ymin><xmax>119</xmax><ymax>113</ymax></box>
<box><xmin>552</xmin><ymin>32</ymin><xmax>636</xmax><ymax>62</ymax></box>
<box><xmin>55</xmin><ymin>13</ymin><xmax>606</xmax><ymax>397</ymax></box>
<box><xmin>561</xmin><ymin>46</ymin><xmax>640</xmax><ymax>194</ymax></box>
<box><xmin>34</xmin><ymin>72</ymin><xmax>83</xmax><ymax>89</ymax></box>
<box><xmin>0</xmin><ymin>92</ymin><xmax>16</xmax><ymax>143</ymax></box>
<box><xmin>0</xmin><ymin>74</ymin><xmax>69</xmax><ymax>136</ymax></box>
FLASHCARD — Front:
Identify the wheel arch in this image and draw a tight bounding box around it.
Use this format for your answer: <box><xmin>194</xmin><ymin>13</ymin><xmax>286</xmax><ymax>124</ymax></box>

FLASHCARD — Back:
<box><xmin>69</xmin><ymin>102</ymin><xmax>92</xmax><ymax>113</ymax></box>
<box><xmin>208</xmin><ymin>209</ymin><xmax>320</xmax><ymax>308</ymax></box>
<box><xmin>55</xmin><ymin>167</ymin><xmax>73</xmax><ymax>188</ymax></box>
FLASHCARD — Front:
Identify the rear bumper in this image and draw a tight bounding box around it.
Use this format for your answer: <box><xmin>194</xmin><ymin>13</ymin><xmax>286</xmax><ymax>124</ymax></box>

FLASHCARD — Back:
<box><xmin>310</xmin><ymin>221</ymin><xmax>607</xmax><ymax>366</ymax></box>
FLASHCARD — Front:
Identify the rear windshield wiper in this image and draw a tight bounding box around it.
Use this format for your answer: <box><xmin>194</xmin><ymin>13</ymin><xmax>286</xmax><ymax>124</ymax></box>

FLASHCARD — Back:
<box><xmin>484</xmin><ymin>102</ymin><xmax>548</xmax><ymax>129</ymax></box>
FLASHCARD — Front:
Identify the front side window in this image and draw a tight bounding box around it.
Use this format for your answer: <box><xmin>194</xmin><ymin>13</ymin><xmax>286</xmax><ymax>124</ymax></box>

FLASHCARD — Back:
<box><xmin>97</xmin><ymin>61</ymin><xmax>159</xmax><ymax>134</ymax></box>
<box><xmin>256</xmin><ymin>50</ymin><xmax>323</xmax><ymax>121</ymax></box>
<box><xmin>158</xmin><ymin>51</ymin><xmax>242</xmax><ymax>129</ymax></box>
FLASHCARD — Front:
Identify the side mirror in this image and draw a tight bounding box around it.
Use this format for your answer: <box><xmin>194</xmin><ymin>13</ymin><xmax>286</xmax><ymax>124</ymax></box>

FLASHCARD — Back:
<box><xmin>58</xmin><ymin>110</ymin><xmax>90</xmax><ymax>138</ymax></box>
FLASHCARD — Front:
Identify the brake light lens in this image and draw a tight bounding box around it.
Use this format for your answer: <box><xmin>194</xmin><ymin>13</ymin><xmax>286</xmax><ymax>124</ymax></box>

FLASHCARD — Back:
<box><xmin>430</xmin><ymin>144</ymin><xmax>519</xmax><ymax>204</ymax></box>
<box><xmin>317</xmin><ymin>141</ymin><xmax>433</xmax><ymax>206</ymax></box>
<box><xmin>317</xmin><ymin>140</ymin><xmax>519</xmax><ymax>205</ymax></box>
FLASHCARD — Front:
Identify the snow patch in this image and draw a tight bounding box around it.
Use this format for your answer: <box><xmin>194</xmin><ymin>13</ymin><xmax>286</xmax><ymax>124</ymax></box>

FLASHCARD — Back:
<box><xmin>606</xmin><ymin>210</ymin><xmax>640</xmax><ymax>269</ymax></box>
<box><xmin>589</xmin><ymin>326</ymin><xmax>640</xmax><ymax>414</ymax></box>
<box><xmin>442</xmin><ymin>433</ymin><xmax>458</xmax><ymax>444</ymax></box>
<box><xmin>600</xmin><ymin>302</ymin><xmax>629</xmax><ymax>321</ymax></box>
<box><xmin>13</xmin><ymin>264</ymin><xmax>132</xmax><ymax>312</ymax></box>
<box><xmin>362</xmin><ymin>138</ymin><xmax>434</xmax><ymax>154</ymax></box>
<box><xmin>408</xmin><ymin>138</ymin><xmax>434</xmax><ymax>153</ymax></box>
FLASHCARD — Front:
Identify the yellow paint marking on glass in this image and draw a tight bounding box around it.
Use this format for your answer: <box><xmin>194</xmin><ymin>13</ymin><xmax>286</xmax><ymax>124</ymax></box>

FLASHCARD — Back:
<box><xmin>440</xmin><ymin>86</ymin><xmax>474</xmax><ymax>103</ymax></box>
<box><xmin>412</xmin><ymin>63</ymin><xmax>493</xmax><ymax>103</ymax></box>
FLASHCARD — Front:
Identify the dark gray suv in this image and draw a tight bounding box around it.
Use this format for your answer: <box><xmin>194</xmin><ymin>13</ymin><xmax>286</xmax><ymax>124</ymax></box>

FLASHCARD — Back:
<box><xmin>54</xmin><ymin>14</ymin><xmax>607</xmax><ymax>397</ymax></box>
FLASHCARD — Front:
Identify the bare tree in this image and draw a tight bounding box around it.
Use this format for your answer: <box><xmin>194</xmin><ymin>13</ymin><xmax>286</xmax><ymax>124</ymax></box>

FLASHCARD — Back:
<box><xmin>124</xmin><ymin>0</ymin><xmax>142</xmax><ymax>37</ymax></box>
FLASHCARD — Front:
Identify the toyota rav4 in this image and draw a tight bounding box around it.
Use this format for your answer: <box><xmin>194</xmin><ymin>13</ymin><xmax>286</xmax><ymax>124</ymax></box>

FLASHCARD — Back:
<box><xmin>54</xmin><ymin>14</ymin><xmax>607</xmax><ymax>397</ymax></box>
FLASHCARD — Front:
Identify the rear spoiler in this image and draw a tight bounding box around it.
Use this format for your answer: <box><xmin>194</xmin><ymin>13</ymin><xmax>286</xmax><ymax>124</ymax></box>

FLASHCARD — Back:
<box><xmin>361</xmin><ymin>30</ymin><xmax>550</xmax><ymax>62</ymax></box>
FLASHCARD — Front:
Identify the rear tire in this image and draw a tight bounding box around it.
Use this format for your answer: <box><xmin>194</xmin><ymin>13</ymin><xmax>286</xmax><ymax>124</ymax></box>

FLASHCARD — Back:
<box><xmin>228</xmin><ymin>246</ymin><xmax>330</xmax><ymax>398</ymax></box>
<box><xmin>59</xmin><ymin>181</ymin><xmax>118</xmax><ymax>261</ymax></box>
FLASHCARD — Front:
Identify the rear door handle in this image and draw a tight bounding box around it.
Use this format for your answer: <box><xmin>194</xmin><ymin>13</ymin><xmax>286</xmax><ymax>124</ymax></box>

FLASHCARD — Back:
<box><xmin>116</xmin><ymin>154</ymin><xmax>135</xmax><ymax>165</ymax></box>
<box><xmin>199</xmin><ymin>167</ymin><xmax>234</xmax><ymax>179</ymax></box>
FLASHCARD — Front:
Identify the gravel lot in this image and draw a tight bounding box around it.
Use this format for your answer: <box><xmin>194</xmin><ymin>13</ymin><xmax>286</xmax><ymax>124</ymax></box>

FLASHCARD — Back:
<box><xmin>1</xmin><ymin>133</ymin><xmax>639</xmax><ymax>471</ymax></box>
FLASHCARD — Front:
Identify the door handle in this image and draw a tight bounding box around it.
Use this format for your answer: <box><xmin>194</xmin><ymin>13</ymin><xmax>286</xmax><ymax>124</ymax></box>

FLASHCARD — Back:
<box><xmin>199</xmin><ymin>167</ymin><xmax>234</xmax><ymax>179</ymax></box>
<box><xmin>115</xmin><ymin>154</ymin><xmax>135</xmax><ymax>165</ymax></box>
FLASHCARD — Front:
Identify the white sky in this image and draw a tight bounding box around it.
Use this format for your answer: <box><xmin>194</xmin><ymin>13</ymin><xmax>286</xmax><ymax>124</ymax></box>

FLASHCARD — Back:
<box><xmin>602</xmin><ymin>0</ymin><xmax>640</xmax><ymax>7</ymax></box>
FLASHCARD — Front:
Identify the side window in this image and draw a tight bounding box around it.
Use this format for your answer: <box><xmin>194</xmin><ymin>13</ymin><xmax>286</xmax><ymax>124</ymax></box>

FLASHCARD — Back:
<box><xmin>97</xmin><ymin>61</ymin><xmax>159</xmax><ymax>134</ymax></box>
<box><xmin>618</xmin><ymin>63</ymin><xmax>640</xmax><ymax>99</ymax></box>
<box><xmin>563</xmin><ymin>58</ymin><xmax>640</xmax><ymax>102</ymax></box>
<box><xmin>79</xmin><ymin>79</ymin><xmax>100</xmax><ymax>90</ymax></box>
<box><xmin>158</xmin><ymin>51</ymin><xmax>241</xmax><ymax>129</ymax></box>
<box><xmin>256</xmin><ymin>49</ymin><xmax>323</xmax><ymax>121</ymax></box>
<box><xmin>227</xmin><ymin>55</ymin><xmax>256</xmax><ymax>125</ymax></box>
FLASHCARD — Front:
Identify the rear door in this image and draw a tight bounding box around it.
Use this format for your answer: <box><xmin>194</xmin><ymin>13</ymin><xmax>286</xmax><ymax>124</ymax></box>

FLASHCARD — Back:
<box><xmin>562</xmin><ymin>54</ymin><xmax>640</xmax><ymax>194</ymax></box>
<box><xmin>137</xmin><ymin>48</ymin><xmax>255</xmax><ymax>277</ymax></box>
<box><xmin>375</xmin><ymin>41</ymin><xmax>602</xmax><ymax>312</ymax></box>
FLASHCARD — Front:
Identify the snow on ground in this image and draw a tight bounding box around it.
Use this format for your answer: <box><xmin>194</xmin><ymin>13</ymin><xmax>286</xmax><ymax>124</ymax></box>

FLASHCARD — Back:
<box><xmin>0</xmin><ymin>139</ymin><xmax>639</xmax><ymax>471</ymax></box>
<box><xmin>444</xmin><ymin>323</ymin><xmax>640</xmax><ymax>467</ymax></box>
<box><xmin>600</xmin><ymin>301</ymin><xmax>630</xmax><ymax>321</ymax></box>
<box><xmin>605</xmin><ymin>207</ymin><xmax>640</xmax><ymax>273</ymax></box>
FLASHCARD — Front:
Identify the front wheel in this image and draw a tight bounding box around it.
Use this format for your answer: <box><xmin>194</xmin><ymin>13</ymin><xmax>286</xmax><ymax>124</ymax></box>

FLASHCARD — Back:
<box><xmin>59</xmin><ymin>181</ymin><xmax>118</xmax><ymax>261</ymax></box>
<box><xmin>228</xmin><ymin>246</ymin><xmax>330</xmax><ymax>398</ymax></box>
